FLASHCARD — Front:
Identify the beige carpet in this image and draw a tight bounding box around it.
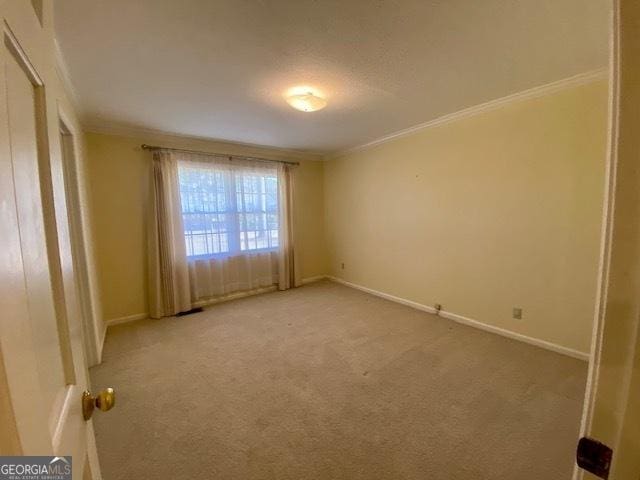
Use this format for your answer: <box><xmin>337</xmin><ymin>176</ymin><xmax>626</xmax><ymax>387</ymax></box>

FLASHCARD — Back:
<box><xmin>91</xmin><ymin>280</ymin><xmax>586</xmax><ymax>480</ymax></box>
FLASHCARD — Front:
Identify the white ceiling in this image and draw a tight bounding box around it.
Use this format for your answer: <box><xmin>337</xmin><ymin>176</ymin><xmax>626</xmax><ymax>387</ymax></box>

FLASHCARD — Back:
<box><xmin>54</xmin><ymin>0</ymin><xmax>610</xmax><ymax>154</ymax></box>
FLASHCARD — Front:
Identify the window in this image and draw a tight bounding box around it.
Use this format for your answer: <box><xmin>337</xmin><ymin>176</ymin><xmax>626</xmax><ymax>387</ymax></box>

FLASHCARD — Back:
<box><xmin>178</xmin><ymin>162</ymin><xmax>279</xmax><ymax>258</ymax></box>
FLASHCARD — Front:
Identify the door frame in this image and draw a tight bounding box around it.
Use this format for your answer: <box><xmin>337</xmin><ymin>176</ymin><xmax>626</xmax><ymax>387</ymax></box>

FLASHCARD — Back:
<box><xmin>57</xmin><ymin>105</ymin><xmax>101</xmax><ymax>367</ymax></box>
<box><xmin>575</xmin><ymin>0</ymin><xmax>619</xmax><ymax>451</ymax></box>
<box><xmin>574</xmin><ymin>0</ymin><xmax>639</xmax><ymax>477</ymax></box>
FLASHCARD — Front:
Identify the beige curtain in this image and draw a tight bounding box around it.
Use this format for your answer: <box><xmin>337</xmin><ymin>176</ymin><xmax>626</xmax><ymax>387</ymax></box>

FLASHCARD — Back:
<box><xmin>149</xmin><ymin>149</ymin><xmax>297</xmax><ymax>314</ymax></box>
<box><xmin>189</xmin><ymin>251</ymin><xmax>279</xmax><ymax>300</ymax></box>
<box><xmin>148</xmin><ymin>150</ymin><xmax>192</xmax><ymax>318</ymax></box>
<box><xmin>277</xmin><ymin>163</ymin><xmax>297</xmax><ymax>290</ymax></box>
<box><xmin>178</xmin><ymin>152</ymin><xmax>297</xmax><ymax>304</ymax></box>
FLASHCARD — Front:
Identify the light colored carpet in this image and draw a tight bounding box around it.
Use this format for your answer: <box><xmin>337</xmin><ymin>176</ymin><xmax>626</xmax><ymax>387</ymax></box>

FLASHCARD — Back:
<box><xmin>91</xmin><ymin>280</ymin><xmax>586</xmax><ymax>480</ymax></box>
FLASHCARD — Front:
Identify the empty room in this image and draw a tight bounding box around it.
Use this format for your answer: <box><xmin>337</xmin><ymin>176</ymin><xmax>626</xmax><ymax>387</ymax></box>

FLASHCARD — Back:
<box><xmin>2</xmin><ymin>1</ymin><xmax>640</xmax><ymax>479</ymax></box>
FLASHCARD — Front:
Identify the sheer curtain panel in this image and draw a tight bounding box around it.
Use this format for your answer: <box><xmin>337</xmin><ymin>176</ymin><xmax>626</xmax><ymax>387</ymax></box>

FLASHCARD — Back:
<box><xmin>177</xmin><ymin>151</ymin><xmax>297</xmax><ymax>304</ymax></box>
<box><xmin>277</xmin><ymin>163</ymin><xmax>296</xmax><ymax>290</ymax></box>
<box><xmin>148</xmin><ymin>150</ymin><xmax>192</xmax><ymax>318</ymax></box>
<box><xmin>149</xmin><ymin>148</ymin><xmax>297</xmax><ymax>316</ymax></box>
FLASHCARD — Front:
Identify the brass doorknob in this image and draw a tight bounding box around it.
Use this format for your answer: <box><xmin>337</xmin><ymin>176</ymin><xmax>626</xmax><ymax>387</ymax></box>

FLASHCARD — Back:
<box><xmin>82</xmin><ymin>388</ymin><xmax>115</xmax><ymax>420</ymax></box>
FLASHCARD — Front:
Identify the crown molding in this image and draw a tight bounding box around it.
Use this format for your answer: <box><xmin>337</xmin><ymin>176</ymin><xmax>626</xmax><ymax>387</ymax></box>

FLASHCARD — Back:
<box><xmin>74</xmin><ymin>66</ymin><xmax>607</xmax><ymax>161</ymax></box>
<box><xmin>83</xmin><ymin>121</ymin><xmax>326</xmax><ymax>162</ymax></box>
<box><xmin>54</xmin><ymin>39</ymin><xmax>85</xmax><ymax>119</ymax></box>
<box><xmin>330</xmin><ymin>68</ymin><xmax>609</xmax><ymax>159</ymax></box>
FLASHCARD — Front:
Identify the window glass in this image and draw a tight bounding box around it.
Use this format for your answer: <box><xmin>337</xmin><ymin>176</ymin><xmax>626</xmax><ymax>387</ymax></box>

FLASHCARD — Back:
<box><xmin>178</xmin><ymin>163</ymin><xmax>278</xmax><ymax>258</ymax></box>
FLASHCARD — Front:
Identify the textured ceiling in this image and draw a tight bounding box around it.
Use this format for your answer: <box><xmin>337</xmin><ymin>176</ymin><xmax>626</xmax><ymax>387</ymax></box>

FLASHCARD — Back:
<box><xmin>54</xmin><ymin>0</ymin><xmax>610</xmax><ymax>154</ymax></box>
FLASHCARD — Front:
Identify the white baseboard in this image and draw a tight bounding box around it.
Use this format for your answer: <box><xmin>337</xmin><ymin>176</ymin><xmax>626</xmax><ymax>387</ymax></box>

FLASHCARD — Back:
<box><xmin>328</xmin><ymin>276</ymin><xmax>438</xmax><ymax>314</ymax></box>
<box><xmin>300</xmin><ymin>275</ymin><xmax>328</xmax><ymax>285</ymax></box>
<box><xmin>438</xmin><ymin>309</ymin><xmax>590</xmax><ymax>362</ymax></box>
<box><xmin>105</xmin><ymin>286</ymin><xmax>280</xmax><ymax>330</ymax></box>
<box><xmin>105</xmin><ymin>312</ymin><xmax>148</xmax><ymax>328</ymax></box>
<box><xmin>327</xmin><ymin>276</ymin><xmax>590</xmax><ymax>362</ymax></box>
<box><xmin>102</xmin><ymin>277</ymin><xmax>590</xmax><ymax>362</ymax></box>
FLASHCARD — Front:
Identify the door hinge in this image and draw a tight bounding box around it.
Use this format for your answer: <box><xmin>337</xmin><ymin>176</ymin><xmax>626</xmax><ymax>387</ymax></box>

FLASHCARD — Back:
<box><xmin>576</xmin><ymin>437</ymin><xmax>613</xmax><ymax>479</ymax></box>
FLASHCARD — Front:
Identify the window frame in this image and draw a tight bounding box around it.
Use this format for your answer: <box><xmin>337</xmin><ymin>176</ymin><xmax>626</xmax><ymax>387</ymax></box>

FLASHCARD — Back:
<box><xmin>178</xmin><ymin>162</ymin><xmax>280</xmax><ymax>260</ymax></box>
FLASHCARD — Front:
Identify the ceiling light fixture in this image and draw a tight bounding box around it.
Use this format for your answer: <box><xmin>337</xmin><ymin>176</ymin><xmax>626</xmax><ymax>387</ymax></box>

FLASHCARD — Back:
<box><xmin>286</xmin><ymin>91</ymin><xmax>327</xmax><ymax>112</ymax></box>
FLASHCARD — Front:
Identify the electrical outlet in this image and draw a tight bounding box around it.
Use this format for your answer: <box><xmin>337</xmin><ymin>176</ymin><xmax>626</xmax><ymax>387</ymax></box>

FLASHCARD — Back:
<box><xmin>513</xmin><ymin>307</ymin><xmax>523</xmax><ymax>320</ymax></box>
<box><xmin>341</xmin><ymin>262</ymin><xmax>345</xmax><ymax>270</ymax></box>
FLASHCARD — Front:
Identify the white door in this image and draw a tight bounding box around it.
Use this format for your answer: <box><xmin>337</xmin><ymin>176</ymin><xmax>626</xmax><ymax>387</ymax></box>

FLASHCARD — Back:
<box><xmin>0</xmin><ymin>9</ymin><xmax>104</xmax><ymax>480</ymax></box>
<box><xmin>575</xmin><ymin>0</ymin><xmax>640</xmax><ymax>479</ymax></box>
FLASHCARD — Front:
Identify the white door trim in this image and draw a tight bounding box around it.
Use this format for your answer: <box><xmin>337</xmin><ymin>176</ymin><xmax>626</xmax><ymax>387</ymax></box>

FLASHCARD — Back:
<box><xmin>58</xmin><ymin>106</ymin><xmax>102</xmax><ymax>366</ymax></box>
<box><xmin>573</xmin><ymin>1</ymin><xmax>620</xmax><ymax>478</ymax></box>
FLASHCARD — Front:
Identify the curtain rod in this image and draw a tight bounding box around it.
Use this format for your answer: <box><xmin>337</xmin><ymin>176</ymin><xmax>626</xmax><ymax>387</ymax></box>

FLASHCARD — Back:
<box><xmin>141</xmin><ymin>144</ymin><xmax>300</xmax><ymax>166</ymax></box>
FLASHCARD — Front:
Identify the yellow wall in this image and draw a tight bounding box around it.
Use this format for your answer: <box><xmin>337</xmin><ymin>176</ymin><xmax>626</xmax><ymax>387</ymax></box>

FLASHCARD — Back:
<box><xmin>87</xmin><ymin>80</ymin><xmax>609</xmax><ymax>356</ymax></box>
<box><xmin>85</xmin><ymin>131</ymin><xmax>327</xmax><ymax>322</ymax></box>
<box><xmin>324</xmin><ymin>79</ymin><xmax>609</xmax><ymax>354</ymax></box>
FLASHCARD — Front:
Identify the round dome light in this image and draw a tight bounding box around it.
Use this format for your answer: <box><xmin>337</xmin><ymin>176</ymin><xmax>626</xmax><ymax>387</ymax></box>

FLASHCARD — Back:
<box><xmin>286</xmin><ymin>92</ymin><xmax>327</xmax><ymax>112</ymax></box>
